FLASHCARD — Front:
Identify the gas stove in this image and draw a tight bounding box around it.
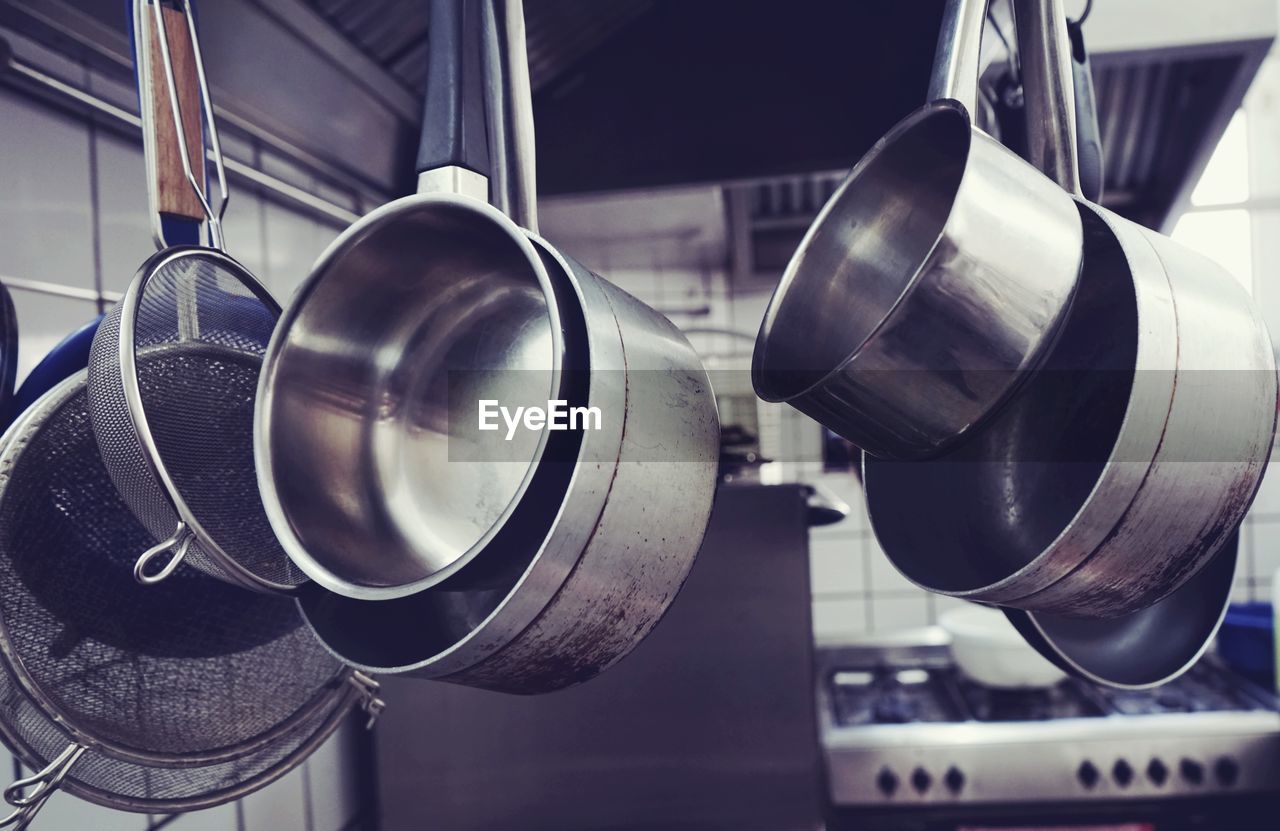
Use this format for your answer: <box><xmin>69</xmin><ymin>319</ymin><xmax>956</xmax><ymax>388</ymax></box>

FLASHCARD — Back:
<box><xmin>819</xmin><ymin>630</ymin><xmax>1280</xmax><ymax>814</ymax></box>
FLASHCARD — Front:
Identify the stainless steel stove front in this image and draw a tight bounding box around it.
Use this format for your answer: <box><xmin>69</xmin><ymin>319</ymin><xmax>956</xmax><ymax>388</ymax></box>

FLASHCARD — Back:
<box><xmin>818</xmin><ymin>635</ymin><xmax>1280</xmax><ymax>809</ymax></box>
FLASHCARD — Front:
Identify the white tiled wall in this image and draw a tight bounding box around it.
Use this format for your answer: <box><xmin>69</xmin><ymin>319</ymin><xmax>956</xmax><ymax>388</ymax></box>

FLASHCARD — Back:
<box><xmin>0</xmin><ymin>70</ymin><xmax>367</xmax><ymax>831</ymax></box>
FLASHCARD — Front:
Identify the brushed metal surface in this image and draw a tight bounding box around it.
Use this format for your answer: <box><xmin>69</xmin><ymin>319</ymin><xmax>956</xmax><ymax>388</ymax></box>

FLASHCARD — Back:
<box><xmin>752</xmin><ymin>0</ymin><xmax>1083</xmax><ymax>460</ymax></box>
<box><xmin>297</xmin><ymin>244</ymin><xmax>720</xmax><ymax>694</ymax></box>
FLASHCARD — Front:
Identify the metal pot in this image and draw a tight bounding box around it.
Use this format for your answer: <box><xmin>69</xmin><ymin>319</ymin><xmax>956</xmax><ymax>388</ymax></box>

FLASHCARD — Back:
<box><xmin>751</xmin><ymin>0</ymin><xmax>1082</xmax><ymax>460</ymax></box>
<box><xmin>1003</xmin><ymin>533</ymin><xmax>1239</xmax><ymax>689</ymax></box>
<box><xmin>256</xmin><ymin>0</ymin><xmax>569</xmax><ymax>598</ymax></box>
<box><xmin>294</xmin><ymin>0</ymin><xmax>719</xmax><ymax>695</ymax></box>
<box><xmin>298</xmin><ymin>230</ymin><xmax>720</xmax><ymax>694</ymax></box>
<box><xmin>864</xmin><ymin>0</ymin><xmax>1276</xmax><ymax>619</ymax></box>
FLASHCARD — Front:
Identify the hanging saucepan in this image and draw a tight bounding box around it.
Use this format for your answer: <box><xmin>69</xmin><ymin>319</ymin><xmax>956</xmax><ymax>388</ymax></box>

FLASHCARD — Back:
<box><xmin>863</xmin><ymin>0</ymin><xmax>1276</xmax><ymax>619</ymax></box>
<box><xmin>1003</xmin><ymin>532</ymin><xmax>1239</xmax><ymax>689</ymax></box>
<box><xmin>294</xmin><ymin>0</ymin><xmax>719</xmax><ymax>695</ymax></box>
<box><xmin>751</xmin><ymin>0</ymin><xmax>1083</xmax><ymax>461</ymax></box>
<box><xmin>256</xmin><ymin>0</ymin><xmax>570</xmax><ymax>599</ymax></box>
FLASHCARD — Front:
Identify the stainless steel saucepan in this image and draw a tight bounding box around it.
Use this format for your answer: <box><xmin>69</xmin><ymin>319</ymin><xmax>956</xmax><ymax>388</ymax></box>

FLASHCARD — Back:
<box><xmin>256</xmin><ymin>0</ymin><xmax>569</xmax><ymax>598</ymax></box>
<box><xmin>293</xmin><ymin>0</ymin><xmax>719</xmax><ymax>695</ymax></box>
<box><xmin>751</xmin><ymin>0</ymin><xmax>1083</xmax><ymax>460</ymax></box>
<box><xmin>864</xmin><ymin>0</ymin><xmax>1276</xmax><ymax>620</ymax></box>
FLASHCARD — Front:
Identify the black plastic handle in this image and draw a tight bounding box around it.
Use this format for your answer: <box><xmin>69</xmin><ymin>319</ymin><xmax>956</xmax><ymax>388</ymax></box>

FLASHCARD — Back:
<box><xmin>418</xmin><ymin>0</ymin><xmax>490</xmax><ymax>177</ymax></box>
<box><xmin>1068</xmin><ymin>18</ymin><xmax>1104</xmax><ymax>203</ymax></box>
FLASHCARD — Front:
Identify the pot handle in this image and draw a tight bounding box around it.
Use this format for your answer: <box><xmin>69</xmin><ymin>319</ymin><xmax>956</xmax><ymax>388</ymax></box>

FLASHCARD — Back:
<box><xmin>418</xmin><ymin>0</ymin><xmax>491</xmax><ymax>202</ymax></box>
<box><xmin>484</xmin><ymin>0</ymin><xmax>539</xmax><ymax>233</ymax></box>
<box><xmin>1012</xmin><ymin>0</ymin><xmax>1082</xmax><ymax>196</ymax></box>
<box><xmin>1068</xmin><ymin>14</ymin><xmax>1104</xmax><ymax>202</ymax></box>
<box><xmin>927</xmin><ymin>0</ymin><xmax>989</xmax><ymax>114</ymax></box>
<box><xmin>929</xmin><ymin>0</ymin><xmax>1083</xmax><ymax>199</ymax></box>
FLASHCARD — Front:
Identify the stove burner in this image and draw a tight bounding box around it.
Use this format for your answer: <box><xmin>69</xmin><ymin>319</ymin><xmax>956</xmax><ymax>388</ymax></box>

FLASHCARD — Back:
<box><xmin>871</xmin><ymin>693</ymin><xmax>919</xmax><ymax>724</ymax></box>
<box><xmin>830</xmin><ymin>667</ymin><xmax>962</xmax><ymax>725</ymax></box>
<box><xmin>957</xmin><ymin>677</ymin><xmax>1102</xmax><ymax>722</ymax></box>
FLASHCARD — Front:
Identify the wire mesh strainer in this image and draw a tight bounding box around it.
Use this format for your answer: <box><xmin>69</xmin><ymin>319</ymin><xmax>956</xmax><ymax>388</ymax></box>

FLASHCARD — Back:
<box><xmin>0</xmin><ymin>371</ymin><xmax>382</xmax><ymax>827</ymax></box>
<box><xmin>87</xmin><ymin>0</ymin><xmax>305</xmax><ymax>594</ymax></box>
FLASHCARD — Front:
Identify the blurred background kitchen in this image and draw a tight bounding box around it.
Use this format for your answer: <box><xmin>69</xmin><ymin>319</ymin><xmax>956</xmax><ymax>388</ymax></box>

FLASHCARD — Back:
<box><xmin>3</xmin><ymin>0</ymin><xmax>1280</xmax><ymax>829</ymax></box>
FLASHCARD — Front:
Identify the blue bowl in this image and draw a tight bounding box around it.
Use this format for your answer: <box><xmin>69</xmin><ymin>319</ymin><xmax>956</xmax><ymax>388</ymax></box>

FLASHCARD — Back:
<box><xmin>1217</xmin><ymin>602</ymin><xmax>1275</xmax><ymax>686</ymax></box>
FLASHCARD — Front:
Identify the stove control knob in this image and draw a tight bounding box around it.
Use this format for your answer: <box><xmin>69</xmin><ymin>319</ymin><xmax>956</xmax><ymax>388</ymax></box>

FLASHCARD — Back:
<box><xmin>911</xmin><ymin>767</ymin><xmax>932</xmax><ymax>794</ymax></box>
<box><xmin>1077</xmin><ymin>760</ymin><xmax>1100</xmax><ymax>789</ymax></box>
<box><xmin>876</xmin><ymin>768</ymin><xmax>899</xmax><ymax>797</ymax></box>
<box><xmin>1112</xmin><ymin>759</ymin><xmax>1134</xmax><ymax>788</ymax></box>
<box><xmin>1214</xmin><ymin>757</ymin><xmax>1239</xmax><ymax>787</ymax></box>
<box><xmin>944</xmin><ymin>766</ymin><xmax>965</xmax><ymax>794</ymax></box>
<box><xmin>1180</xmin><ymin>758</ymin><xmax>1204</xmax><ymax>786</ymax></box>
<box><xmin>1147</xmin><ymin>758</ymin><xmax>1168</xmax><ymax>786</ymax></box>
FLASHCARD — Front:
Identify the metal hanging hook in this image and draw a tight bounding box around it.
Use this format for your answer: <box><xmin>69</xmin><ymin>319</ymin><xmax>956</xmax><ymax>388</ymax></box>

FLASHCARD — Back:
<box><xmin>140</xmin><ymin>0</ymin><xmax>230</xmax><ymax>250</ymax></box>
<box><xmin>0</xmin><ymin>745</ymin><xmax>87</xmax><ymax>829</ymax></box>
<box><xmin>1069</xmin><ymin>0</ymin><xmax>1093</xmax><ymax>25</ymax></box>
<box><xmin>134</xmin><ymin>522</ymin><xmax>194</xmax><ymax>585</ymax></box>
<box><xmin>349</xmin><ymin>672</ymin><xmax>386</xmax><ymax>730</ymax></box>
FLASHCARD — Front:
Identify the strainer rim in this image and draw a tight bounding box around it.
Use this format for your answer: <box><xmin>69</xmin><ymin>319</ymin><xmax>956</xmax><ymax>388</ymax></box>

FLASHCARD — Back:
<box><xmin>0</xmin><ymin>668</ymin><xmax>359</xmax><ymax>814</ymax></box>
<box><xmin>114</xmin><ymin>245</ymin><xmax>300</xmax><ymax>595</ymax></box>
<box><xmin>0</xmin><ymin>371</ymin><xmax>351</xmax><ymax>767</ymax></box>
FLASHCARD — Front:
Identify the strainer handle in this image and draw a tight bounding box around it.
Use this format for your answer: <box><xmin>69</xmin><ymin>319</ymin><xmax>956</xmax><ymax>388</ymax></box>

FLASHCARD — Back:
<box><xmin>0</xmin><ymin>745</ymin><xmax>87</xmax><ymax>829</ymax></box>
<box><xmin>136</xmin><ymin>0</ymin><xmax>230</xmax><ymax>249</ymax></box>
<box><xmin>134</xmin><ymin>522</ymin><xmax>194</xmax><ymax>585</ymax></box>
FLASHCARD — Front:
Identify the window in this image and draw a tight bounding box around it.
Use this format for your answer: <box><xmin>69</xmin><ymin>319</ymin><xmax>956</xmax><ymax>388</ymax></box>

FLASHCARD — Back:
<box><xmin>1171</xmin><ymin>110</ymin><xmax>1253</xmax><ymax>291</ymax></box>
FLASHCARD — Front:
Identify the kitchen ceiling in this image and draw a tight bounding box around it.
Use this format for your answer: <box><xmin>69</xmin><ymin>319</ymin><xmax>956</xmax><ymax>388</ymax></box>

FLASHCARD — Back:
<box><xmin>298</xmin><ymin>0</ymin><xmax>1268</xmax><ymax>229</ymax></box>
<box><xmin>300</xmin><ymin>0</ymin><xmax>654</xmax><ymax>94</ymax></box>
<box><xmin>5</xmin><ymin>0</ymin><xmax>1265</xmax><ymax>229</ymax></box>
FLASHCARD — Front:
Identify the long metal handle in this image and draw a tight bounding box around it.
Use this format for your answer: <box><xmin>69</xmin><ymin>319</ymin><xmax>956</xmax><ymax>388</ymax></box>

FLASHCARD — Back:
<box><xmin>135</xmin><ymin>0</ymin><xmax>230</xmax><ymax>249</ymax></box>
<box><xmin>1068</xmin><ymin>16</ymin><xmax>1104</xmax><ymax>202</ymax></box>
<box><xmin>1012</xmin><ymin>0</ymin><xmax>1081</xmax><ymax>196</ymax></box>
<box><xmin>484</xmin><ymin>0</ymin><xmax>538</xmax><ymax>233</ymax></box>
<box><xmin>928</xmin><ymin>0</ymin><xmax>990</xmax><ymax>111</ymax></box>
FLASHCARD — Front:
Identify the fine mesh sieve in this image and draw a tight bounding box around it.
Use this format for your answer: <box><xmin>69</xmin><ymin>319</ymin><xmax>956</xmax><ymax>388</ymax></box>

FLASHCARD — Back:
<box><xmin>0</xmin><ymin>371</ymin><xmax>381</xmax><ymax>827</ymax></box>
<box><xmin>85</xmin><ymin>0</ymin><xmax>305</xmax><ymax>594</ymax></box>
<box><xmin>89</xmin><ymin>251</ymin><xmax>307</xmax><ymax>593</ymax></box>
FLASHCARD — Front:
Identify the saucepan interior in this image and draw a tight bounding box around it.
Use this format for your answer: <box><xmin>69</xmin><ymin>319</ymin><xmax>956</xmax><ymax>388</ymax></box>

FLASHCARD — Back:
<box><xmin>258</xmin><ymin>194</ymin><xmax>565</xmax><ymax>599</ymax></box>
<box><xmin>864</xmin><ymin>206</ymin><xmax>1139</xmax><ymax>595</ymax></box>
<box><xmin>297</xmin><ymin>239</ymin><xmax>591</xmax><ymax>670</ymax></box>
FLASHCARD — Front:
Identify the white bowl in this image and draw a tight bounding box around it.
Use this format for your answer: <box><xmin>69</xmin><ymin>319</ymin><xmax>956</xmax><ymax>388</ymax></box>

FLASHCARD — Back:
<box><xmin>940</xmin><ymin>604</ymin><xmax>1068</xmax><ymax>688</ymax></box>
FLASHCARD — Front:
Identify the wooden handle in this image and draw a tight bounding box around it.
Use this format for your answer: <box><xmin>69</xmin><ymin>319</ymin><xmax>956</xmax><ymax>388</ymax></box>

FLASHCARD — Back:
<box><xmin>147</xmin><ymin>1</ymin><xmax>204</xmax><ymax>222</ymax></box>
